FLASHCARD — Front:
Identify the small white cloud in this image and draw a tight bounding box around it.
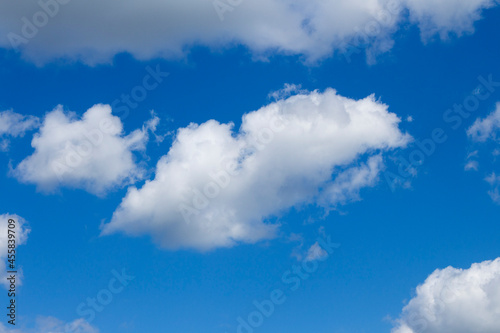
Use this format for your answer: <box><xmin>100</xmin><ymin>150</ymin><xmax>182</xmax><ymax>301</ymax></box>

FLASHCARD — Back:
<box><xmin>102</xmin><ymin>88</ymin><xmax>410</xmax><ymax>251</ymax></box>
<box><xmin>268</xmin><ymin>84</ymin><xmax>307</xmax><ymax>101</ymax></box>
<box><xmin>467</xmin><ymin>102</ymin><xmax>500</xmax><ymax>142</ymax></box>
<box><xmin>0</xmin><ymin>316</ymin><xmax>99</xmax><ymax>333</ymax></box>
<box><xmin>405</xmin><ymin>0</ymin><xmax>497</xmax><ymax>40</ymax></box>
<box><xmin>467</xmin><ymin>150</ymin><xmax>479</xmax><ymax>159</ymax></box>
<box><xmin>464</xmin><ymin>151</ymin><xmax>479</xmax><ymax>171</ymax></box>
<box><xmin>37</xmin><ymin>317</ymin><xmax>99</xmax><ymax>333</ymax></box>
<box><xmin>0</xmin><ymin>110</ymin><xmax>39</xmax><ymax>137</ymax></box>
<box><xmin>12</xmin><ymin>104</ymin><xmax>157</xmax><ymax>196</ymax></box>
<box><xmin>0</xmin><ymin>110</ymin><xmax>39</xmax><ymax>151</ymax></box>
<box><xmin>464</xmin><ymin>160</ymin><xmax>479</xmax><ymax>171</ymax></box>
<box><xmin>0</xmin><ymin>214</ymin><xmax>29</xmax><ymax>288</ymax></box>
<box><xmin>321</xmin><ymin>155</ymin><xmax>384</xmax><ymax>207</ymax></box>
<box><xmin>467</xmin><ymin>105</ymin><xmax>500</xmax><ymax>203</ymax></box>
<box><xmin>488</xmin><ymin>188</ymin><xmax>500</xmax><ymax>204</ymax></box>
<box><xmin>406</xmin><ymin>115</ymin><xmax>414</xmax><ymax>123</ymax></box>
<box><xmin>305</xmin><ymin>241</ymin><xmax>328</xmax><ymax>261</ymax></box>
<box><xmin>392</xmin><ymin>258</ymin><xmax>500</xmax><ymax>333</ymax></box>
<box><xmin>485</xmin><ymin>172</ymin><xmax>500</xmax><ymax>204</ymax></box>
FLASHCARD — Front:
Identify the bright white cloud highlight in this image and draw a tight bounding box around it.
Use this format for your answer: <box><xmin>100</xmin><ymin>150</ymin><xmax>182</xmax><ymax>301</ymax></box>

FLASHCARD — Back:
<box><xmin>0</xmin><ymin>0</ymin><xmax>496</xmax><ymax>65</ymax></box>
<box><xmin>392</xmin><ymin>258</ymin><xmax>500</xmax><ymax>333</ymax></box>
<box><xmin>12</xmin><ymin>104</ymin><xmax>157</xmax><ymax>196</ymax></box>
<box><xmin>0</xmin><ymin>110</ymin><xmax>39</xmax><ymax>151</ymax></box>
<box><xmin>0</xmin><ymin>214</ymin><xmax>29</xmax><ymax>289</ymax></box>
<box><xmin>102</xmin><ymin>88</ymin><xmax>410</xmax><ymax>251</ymax></box>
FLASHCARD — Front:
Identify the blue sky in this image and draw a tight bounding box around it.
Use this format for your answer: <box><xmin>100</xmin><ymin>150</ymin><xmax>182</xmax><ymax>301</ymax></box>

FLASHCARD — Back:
<box><xmin>0</xmin><ymin>1</ymin><xmax>500</xmax><ymax>333</ymax></box>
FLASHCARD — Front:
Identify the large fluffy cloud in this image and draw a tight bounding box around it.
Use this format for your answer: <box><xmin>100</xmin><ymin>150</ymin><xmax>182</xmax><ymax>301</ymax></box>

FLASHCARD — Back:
<box><xmin>0</xmin><ymin>0</ymin><xmax>496</xmax><ymax>65</ymax></box>
<box><xmin>0</xmin><ymin>110</ymin><xmax>39</xmax><ymax>151</ymax></box>
<box><xmin>102</xmin><ymin>88</ymin><xmax>410</xmax><ymax>251</ymax></box>
<box><xmin>12</xmin><ymin>104</ymin><xmax>157</xmax><ymax>196</ymax></box>
<box><xmin>392</xmin><ymin>258</ymin><xmax>500</xmax><ymax>333</ymax></box>
<box><xmin>0</xmin><ymin>214</ymin><xmax>29</xmax><ymax>288</ymax></box>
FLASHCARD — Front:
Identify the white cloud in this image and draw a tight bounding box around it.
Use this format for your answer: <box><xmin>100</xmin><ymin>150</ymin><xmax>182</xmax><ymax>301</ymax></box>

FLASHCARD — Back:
<box><xmin>392</xmin><ymin>258</ymin><xmax>500</xmax><ymax>333</ymax></box>
<box><xmin>405</xmin><ymin>0</ymin><xmax>497</xmax><ymax>39</ymax></box>
<box><xmin>102</xmin><ymin>88</ymin><xmax>410</xmax><ymax>251</ymax></box>
<box><xmin>0</xmin><ymin>316</ymin><xmax>98</xmax><ymax>333</ymax></box>
<box><xmin>0</xmin><ymin>110</ymin><xmax>39</xmax><ymax>151</ymax></box>
<box><xmin>467</xmin><ymin>103</ymin><xmax>500</xmax><ymax>142</ymax></box>
<box><xmin>0</xmin><ymin>110</ymin><xmax>39</xmax><ymax>137</ymax></box>
<box><xmin>467</xmin><ymin>105</ymin><xmax>500</xmax><ymax>203</ymax></box>
<box><xmin>320</xmin><ymin>155</ymin><xmax>384</xmax><ymax>206</ymax></box>
<box><xmin>485</xmin><ymin>172</ymin><xmax>500</xmax><ymax>204</ymax></box>
<box><xmin>0</xmin><ymin>0</ymin><xmax>496</xmax><ymax>65</ymax></box>
<box><xmin>268</xmin><ymin>84</ymin><xmax>307</xmax><ymax>101</ymax></box>
<box><xmin>464</xmin><ymin>150</ymin><xmax>479</xmax><ymax>171</ymax></box>
<box><xmin>36</xmin><ymin>317</ymin><xmax>98</xmax><ymax>333</ymax></box>
<box><xmin>464</xmin><ymin>150</ymin><xmax>480</xmax><ymax>174</ymax></box>
<box><xmin>0</xmin><ymin>214</ymin><xmax>29</xmax><ymax>289</ymax></box>
<box><xmin>12</xmin><ymin>104</ymin><xmax>157</xmax><ymax>196</ymax></box>
<box><xmin>305</xmin><ymin>241</ymin><xmax>328</xmax><ymax>262</ymax></box>
<box><xmin>464</xmin><ymin>160</ymin><xmax>479</xmax><ymax>171</ymax></box>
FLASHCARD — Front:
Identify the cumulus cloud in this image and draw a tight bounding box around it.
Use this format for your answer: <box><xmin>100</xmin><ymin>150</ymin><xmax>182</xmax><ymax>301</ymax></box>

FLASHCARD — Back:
<box><xmin>0</xmin><ymin>110</ymin><xmax>39</xmax><ymax>151</ymax></box>
<box><xmin>392</xmin><ymin>258</ymin><xmax>500</xmax><ymax>333</ymax></box>
<box><xmin>0</xmin><ymin>0</ymin><xmax>496</xmax><ymax>65</ymax></box>
<box><xmin>12</xmin><ymin>104</ymin><xmax>157</xmax><ymax>196</ymax></box>
<box><xmin>467</xmin><ymin>103</ymin><xmax>500</xmax><ymax>142</ymax></box>
<box><xmin>102</xmin><ymin>88</ymin><xmax>410</xmax><ymax>251</ymax></box>
<box><xmin>0</xmin><ymin>316</ymin><xmax>98</xmax><ymax>333</ymax></box>
<box><xmin>0</xmin><ymin>214</ymin><xmax>29</xmax><ymax>289</ymax></box>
